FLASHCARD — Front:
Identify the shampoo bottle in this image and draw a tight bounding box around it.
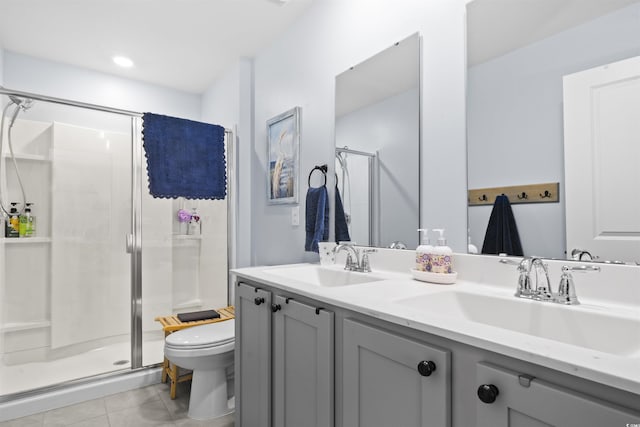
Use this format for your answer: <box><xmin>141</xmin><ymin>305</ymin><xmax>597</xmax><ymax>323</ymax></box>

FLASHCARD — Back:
<box><xmin>6</xmin><ymin>203</ymin><xmax>20</xmax><ymax>238</ymax></box>
<box><xmin>415</xmin><ymin>229</ymin><xmax>433</xmax><ymax>272</ymax></box>
<box><xmin>19</xmin><ymin>203</ymin><xmax>30</xmax><ymax>237</ymax></box>
<box><xmin>431</xmin><ymin>229</ymin><xmax>453</xmax><ymax>274</ymax></box>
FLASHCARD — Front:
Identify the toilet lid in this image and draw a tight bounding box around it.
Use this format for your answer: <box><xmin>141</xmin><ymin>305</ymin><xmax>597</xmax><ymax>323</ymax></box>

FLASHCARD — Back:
<box><xmin>165</xmin><ymin>319</ymin><xmax>235</xmax><ymax>349</ymax></box>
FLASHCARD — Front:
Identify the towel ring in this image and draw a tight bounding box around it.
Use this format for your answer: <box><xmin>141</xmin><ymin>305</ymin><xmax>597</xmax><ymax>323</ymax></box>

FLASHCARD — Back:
<box><xmin>308</xmin><ymin>164</ymin><xmax>327</xmax><ymax>187</ymax></box>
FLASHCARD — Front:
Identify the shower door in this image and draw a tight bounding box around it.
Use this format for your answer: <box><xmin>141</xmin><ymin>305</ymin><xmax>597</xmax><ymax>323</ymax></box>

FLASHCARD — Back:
<box><xmin>0</xmin><ymin>91</ymin><xmax>230</xmax><ymax>398</ymax></box>
<box><xmin>0</xmin><ymin>99</ymin><xmax>134</xmax><ymax>396</ymax></box>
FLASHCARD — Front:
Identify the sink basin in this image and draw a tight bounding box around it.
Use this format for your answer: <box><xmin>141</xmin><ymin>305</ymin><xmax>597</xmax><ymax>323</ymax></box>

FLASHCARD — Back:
<box><xmin>394</xmin><ymin>291</ymin><xmax>640</xmax><ymax>356</ymax></box>
<box><xmin>265</xmin><ymin>265</ymin><xmax>385</xmax><ymax>287</ymax></box>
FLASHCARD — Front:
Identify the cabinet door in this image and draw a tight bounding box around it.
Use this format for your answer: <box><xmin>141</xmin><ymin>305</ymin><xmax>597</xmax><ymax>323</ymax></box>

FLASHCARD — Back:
<box><xmin>273</xmin><ymin>296</ymin><xmax>334</xmax><ymax>427</ymax></box>
<box><xmin>476</xmin><ymin>362</ymin><xmax>640</xmax><ymax>427</ymax></box>
<box><xmin>236</xmin><ymin>282</ymin><xmax>272</xmax><ymax>427</ymax></box>
<box><xmin>342</xmin><ymin>319</ymin><xmax>451</xmax><ymax>427</ymax></box>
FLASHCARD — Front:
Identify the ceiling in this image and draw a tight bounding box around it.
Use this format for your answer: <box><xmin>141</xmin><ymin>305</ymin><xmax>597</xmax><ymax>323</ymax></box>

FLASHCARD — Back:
<box><xmin>0</xmin><ymin>0</ymin><xmax>313</xmax><ymax>94</ymax></box>
<box><xmin>467</xmin><ymin>0</ymin><xmax>640</xmax><ymax>66</ymax></box>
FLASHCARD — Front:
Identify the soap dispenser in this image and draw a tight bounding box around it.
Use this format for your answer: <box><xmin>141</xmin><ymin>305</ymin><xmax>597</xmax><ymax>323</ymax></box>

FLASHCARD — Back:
<box><xmin>431</xmin><ymin>229</ymin><xmax>453</xmax><ymax>274</ymax></box>
<box><xmin>415</xmin><ymin>229</ymin><xmax>433</xmax><ymax>272</ymax></box>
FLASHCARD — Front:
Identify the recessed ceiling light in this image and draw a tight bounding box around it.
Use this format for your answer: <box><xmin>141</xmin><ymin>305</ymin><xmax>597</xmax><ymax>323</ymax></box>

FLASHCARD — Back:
<box><xmin>113</xmin><ymin>56</ymin><xmax>134</xmax><ymax>68</ymax></box>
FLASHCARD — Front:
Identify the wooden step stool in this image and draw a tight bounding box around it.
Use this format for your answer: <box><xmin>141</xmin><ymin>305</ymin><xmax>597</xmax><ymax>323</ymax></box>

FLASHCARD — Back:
<box><xmin>155</xmin><ymin>306</ymin><xmax>235</xmax><ymax>399</ymax></box>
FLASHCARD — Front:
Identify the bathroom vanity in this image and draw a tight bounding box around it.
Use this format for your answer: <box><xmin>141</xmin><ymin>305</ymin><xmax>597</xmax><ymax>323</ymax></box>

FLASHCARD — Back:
<box><xmin>233</xmin><ymin>251</ymin><xmax>640</xmax><ymax>427</ymax></box>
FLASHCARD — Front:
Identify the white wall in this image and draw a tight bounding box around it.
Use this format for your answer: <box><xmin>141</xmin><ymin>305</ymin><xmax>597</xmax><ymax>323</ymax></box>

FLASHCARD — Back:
<box><xmin>250</xmin><ymin>0</ymin><xmax>468</xmax><ymax>266</ymax></box>
<box><xmin>200</xmin><ymin>58</ymin><xmax>254</xmax><ymax>269</ymax></box>
<box><xmin>467</xmin><ymin>3</ymin><xmax>640</xmax><ymax>258</ymax></box>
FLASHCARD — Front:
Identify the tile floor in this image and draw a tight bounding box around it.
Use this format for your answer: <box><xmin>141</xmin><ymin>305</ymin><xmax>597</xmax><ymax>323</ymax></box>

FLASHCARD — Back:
<box><xmin>0</xmin><ymin>381</ymin><xmax>234</xmax><ymax>427</ymax></box>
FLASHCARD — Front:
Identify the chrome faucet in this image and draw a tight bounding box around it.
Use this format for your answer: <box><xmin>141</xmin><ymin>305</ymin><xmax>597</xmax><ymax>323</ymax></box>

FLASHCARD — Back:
<box><xmin>501</xmin><ymin>257</ymin><xmax>600</xmax><ymax>305</ymax></box>
<box><xmin>333</xmin><ymin>243</ymin><xmax>376</xmax><ymax>272</ymax></box>
<box><xmin>571</xmin><ymin>248</ymin><xmax>596</xmax><ymax>261</ymax></box>
<box><xmin>500</xmin><ymin>257</ymin><xmax>551</xmax><ymax>300</ymax></box>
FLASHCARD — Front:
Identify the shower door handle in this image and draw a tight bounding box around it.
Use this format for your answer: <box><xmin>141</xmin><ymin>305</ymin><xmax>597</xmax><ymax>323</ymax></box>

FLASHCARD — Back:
<box><xmin>125</xmin><ymin>234</ymin><xmax>134</xmax><ymax>253</ymax></box>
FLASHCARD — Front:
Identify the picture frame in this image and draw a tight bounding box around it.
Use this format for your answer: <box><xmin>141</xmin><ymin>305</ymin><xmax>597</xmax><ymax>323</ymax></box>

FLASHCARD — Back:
<box><xmin>267</xmin><ymin>107</ymin><xmax>300</xmax><ymax>205</ymax></box>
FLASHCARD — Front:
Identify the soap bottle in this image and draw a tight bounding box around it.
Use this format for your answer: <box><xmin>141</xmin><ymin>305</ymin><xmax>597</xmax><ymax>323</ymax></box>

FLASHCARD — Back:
<box><xmin>21</xmin><ymin>203</ymin><xmax>35</xmax><ymax>237</ymax></box>
<box><xmin>431</xmin><ymin>229</ymin><xmax>453</xmax><ymax>274</ymax></box>
<box><xmin>415</xmin><ymin>229</ymin><xmax>433</xmax><ymax>272</ymax></box>
<box><xmin>6</xmin><ymin>203</ymin><xmax>20</xmax><ymax>238</ymax></box>
<box><xmin>19</xmin><ymin>203</ymin><xmax>31</xmax><ymax>237</ymax></box>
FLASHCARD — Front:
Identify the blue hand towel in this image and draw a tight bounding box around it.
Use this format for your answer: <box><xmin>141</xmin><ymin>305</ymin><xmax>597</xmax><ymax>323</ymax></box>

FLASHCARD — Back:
<box><xmin>481</xmin><ymin>194</ymin><xmax>524</xmax><ymax>256</ymax></box>
<box><xmin>305</xmin><ymin>185</ymin><xmax>329</xmax><ymax>252</ymax></box>
<box><xmin>335</xmin><ymin>186</ymin><xmax>351</xmax><ymax>243</ymax></box>
<box><xmin>142</xmin><ymin>113</ymin><xmax>226</xmax><ymax>200</ymax></box>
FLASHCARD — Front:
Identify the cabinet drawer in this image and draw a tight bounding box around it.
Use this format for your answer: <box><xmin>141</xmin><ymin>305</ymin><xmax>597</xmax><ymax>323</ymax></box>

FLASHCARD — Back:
<box><xmin>476</xmin><ymin>362</ymin><xmax>640</xmax><ymax>427</ymax></box>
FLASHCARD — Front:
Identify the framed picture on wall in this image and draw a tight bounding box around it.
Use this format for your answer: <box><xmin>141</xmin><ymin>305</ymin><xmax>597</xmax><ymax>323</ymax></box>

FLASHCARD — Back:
<box><xmin>267</xmin><ymin>107</ymin><xmax>300</xmax><ymax>205</ymax></box>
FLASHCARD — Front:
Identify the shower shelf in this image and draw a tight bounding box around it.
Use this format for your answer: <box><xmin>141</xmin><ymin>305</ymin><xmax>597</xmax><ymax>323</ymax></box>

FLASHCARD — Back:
<box><xmin>2</xmin><ymin>237</ymin><xmax>51</xmax><ymax>244</ymax></box>
<box><xmin>172</xmin><ymin>235</ymin><xmax>202</xmax><ymax>240</ymax></box>
<box><xmin>2</xmin><ymin>153</ymin><xmax>50</xmax><ymax>162</ymax></box>
<box><xmin>1</xmin><ymin>320</ymin><xmax>51</xmax><ymax>333</ymax></box>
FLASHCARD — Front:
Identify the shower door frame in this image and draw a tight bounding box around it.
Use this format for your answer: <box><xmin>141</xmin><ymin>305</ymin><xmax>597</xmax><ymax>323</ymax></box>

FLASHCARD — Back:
<box><xmin>335</xmin><ymin>146</ymin><xmax>377</xmax><ymax>246</ymax></box>
<box><xmin>0</xmin><ymin>85</ymin><xmax>236</xmax><ymax>375</ymax></box>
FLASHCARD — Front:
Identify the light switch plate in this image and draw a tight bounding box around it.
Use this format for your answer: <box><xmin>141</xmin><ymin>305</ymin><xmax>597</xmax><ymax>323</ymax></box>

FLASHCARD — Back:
<box><xmin>291</xmin><ymin>206</ymin><xmax>300</xmax><ymax>226</ymax></box>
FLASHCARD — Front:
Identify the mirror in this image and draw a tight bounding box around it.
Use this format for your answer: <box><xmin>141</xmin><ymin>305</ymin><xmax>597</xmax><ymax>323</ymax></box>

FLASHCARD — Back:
<box><xmin>466</xmin><ymin>0</ymin><xmax>640</xmax><ymax>264</ymax></box>
<box><xmin>334</xmin><ymin>33</ymin><xmax>420</xmax><ymax>249</ymax></box>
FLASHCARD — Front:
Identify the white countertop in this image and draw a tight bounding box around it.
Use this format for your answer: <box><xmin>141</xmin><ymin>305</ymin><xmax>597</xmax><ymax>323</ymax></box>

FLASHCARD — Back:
<box><xmin>232</xmin><ymin>258</ymin><xmax>640</xmax><ymax>396</ymax></box>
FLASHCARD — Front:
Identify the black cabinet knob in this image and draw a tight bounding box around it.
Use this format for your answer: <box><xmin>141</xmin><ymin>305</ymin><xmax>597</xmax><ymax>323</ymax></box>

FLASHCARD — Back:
<box><xmin>417</xmin><ymin>360</ymin><xmax>436</xmax><ymax>376</ymax></box>
<box><xmin>271</xmin><ymin>303</ymin><xmax>281</xmax><ymax>312</ymax></box>
<box><xmin>254</xmin><ymin>297</ymin><xmax>265</xmax><ymax>306</ymax></box>
<box><xmin>477</xmin><ymin>384</ymin><xmax>499</xmax><ymax>404</ymax></box>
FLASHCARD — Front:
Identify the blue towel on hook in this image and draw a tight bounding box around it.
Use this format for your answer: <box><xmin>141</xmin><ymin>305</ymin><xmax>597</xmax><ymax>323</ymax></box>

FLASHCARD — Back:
<box><xmin>142</xmin><ymin>113</ymin><xmax>226</xmax><ymax>200</ymax></box>
<box><xmin>335</xmin><ymin>186</ymin><xmax>350</xmax><ymax>243</ymax></box>
<box><xmin>481</xmin><ymin>194</ymin><xmax>523</xmax><ymax>256</ymax></box>
<box><xmin>305</xmin><ymin>185</ymin><xmax>329</xmax><ymax>252</ymax></box>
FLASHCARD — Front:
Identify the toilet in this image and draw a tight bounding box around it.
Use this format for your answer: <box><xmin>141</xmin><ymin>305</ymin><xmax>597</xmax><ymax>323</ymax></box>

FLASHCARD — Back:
<box><xmin>164</xmin><ymin>319</ymin><xmax>235</xmax><ymax>420</ymax></box>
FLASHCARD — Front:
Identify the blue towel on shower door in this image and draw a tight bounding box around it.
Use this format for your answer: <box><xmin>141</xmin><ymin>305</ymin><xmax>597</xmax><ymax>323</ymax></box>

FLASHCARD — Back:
<box><xmin>142</xmin><ymin>113</ymin><xmax>226</xmax><ymax>199</ymax></box>
<box><xmin>481</xmin><ymin>194</ymin><xmax>524</xmax><ymax>256</ymax></box>
<box><xmin>305</xmin><ymin>185</ymin><xmax>329</xmax><ymax>253</ymax></box>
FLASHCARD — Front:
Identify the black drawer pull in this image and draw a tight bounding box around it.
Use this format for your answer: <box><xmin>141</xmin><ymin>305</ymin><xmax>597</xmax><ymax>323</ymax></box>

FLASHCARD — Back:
<box><xmin>477</xmin><ymin>384</ymin><xmax>499</xmax><ymax>404</ymax></box>
<box><xmin>417</xmin><ymin>360</ymin><xmax>436</xmax><ymax>376</ymax></box>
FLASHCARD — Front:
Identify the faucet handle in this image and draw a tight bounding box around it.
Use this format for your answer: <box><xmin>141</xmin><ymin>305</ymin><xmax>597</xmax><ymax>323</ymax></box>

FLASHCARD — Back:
<box><xmin>361</xmin><ymin>249</ymin><xmax>376</xmax><ymax>272</ymax></box>
<box><xmin>555</xmin><ymin>264</ymin><xmax>600</xmax><ymax>305</ymax></box>
<box><xmin>555</xmin><ymin>266</ymin><xmax>579</xmax><ymax>305</ymax></box>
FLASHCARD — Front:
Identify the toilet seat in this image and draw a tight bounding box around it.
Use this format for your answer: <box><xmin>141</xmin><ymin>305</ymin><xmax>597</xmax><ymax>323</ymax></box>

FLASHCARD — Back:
<box><xmin>165</xmin><ymin>319</ymin><xmax>235</xmax><ymax>350</ymax></box>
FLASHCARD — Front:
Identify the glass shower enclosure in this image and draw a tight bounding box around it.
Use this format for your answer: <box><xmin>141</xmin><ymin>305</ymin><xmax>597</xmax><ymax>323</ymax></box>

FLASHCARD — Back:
<box><xmin>0</xmin><ymin>88</ymin><xmax>231</xmax><ymax>398</ymax></box>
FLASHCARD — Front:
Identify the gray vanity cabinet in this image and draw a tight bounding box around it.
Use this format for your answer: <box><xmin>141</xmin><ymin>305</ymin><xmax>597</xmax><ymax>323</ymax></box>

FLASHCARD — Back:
<box><xmin>236</xmin><ymin>282</ymin><xmax>272</xmax><ymax>427</ymax></box>
<box><xmin>475</xmin><ymin>362</ymin><xmax>639</xmax><ymax>427</ymax></box>
<box><xmin>236</xmin><ymin>282</ymin><xmax>334</xmax><ymax>427</ymax></box>
<box><xmin>273</xmin><ymin>295</ymin><xmax>334</xmax><ymax>427</ymax></box>
<box><xmin>342</xmin><ymin>318</ymin><xmax>451</xmax><ymax>427</ymax></box>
